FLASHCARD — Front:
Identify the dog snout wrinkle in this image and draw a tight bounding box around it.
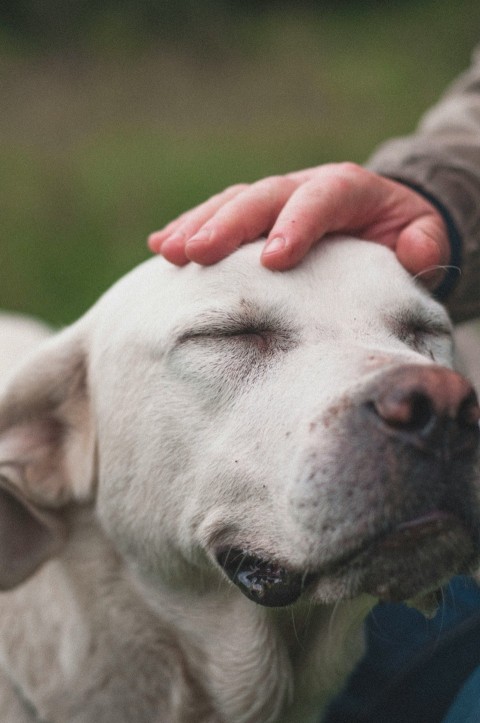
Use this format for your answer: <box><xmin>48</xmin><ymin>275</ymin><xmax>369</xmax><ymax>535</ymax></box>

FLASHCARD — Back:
<box><xmin>365</xmin><ymin>365</ymin><xmax>480</xmax><ymax>456</ymax></box>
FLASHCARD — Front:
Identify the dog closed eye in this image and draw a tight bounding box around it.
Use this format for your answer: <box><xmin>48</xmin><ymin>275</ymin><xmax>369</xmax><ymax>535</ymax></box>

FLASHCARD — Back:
<box><xmin>173</xmin><ymin>306</ymin><xmax>295</xmax><ymax>354</ymax></box>
<box><xmin>181</xmin><ymin>326</ymin><xmax>270</xmax><ymax>349</ymax></box>
<box><xmin>168</xmin><ymin>316</ymin><xmax>296</xmax><ymax>398</ymax></box>
<box><xmin>387</xmin><ymin>308</ymin><xmax>453</xmax><ymax>359</ymax></box>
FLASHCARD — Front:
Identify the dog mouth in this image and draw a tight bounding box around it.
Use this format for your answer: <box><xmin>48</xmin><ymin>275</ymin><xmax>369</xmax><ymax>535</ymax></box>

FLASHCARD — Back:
<box><xmin>216</xmin><ymin>548</ymin><xmax>316</xmax><ymax>607</ymax></box>
<box><xmin>216</xmin><ymin>509</ymin><xmax>477</xmax><ymax>608</ymax></box>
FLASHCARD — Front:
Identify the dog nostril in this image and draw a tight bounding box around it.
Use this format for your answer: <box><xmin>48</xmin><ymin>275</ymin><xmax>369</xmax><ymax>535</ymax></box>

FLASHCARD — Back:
<box><xmin>365</xmin><ymin>366</ymin><xmax>480</xmax><ymax>454</ymax></box>
<box><xmin>373</xmin><ymin>391</ymin><xmax>436</xmax><ymax>434</ymax></box>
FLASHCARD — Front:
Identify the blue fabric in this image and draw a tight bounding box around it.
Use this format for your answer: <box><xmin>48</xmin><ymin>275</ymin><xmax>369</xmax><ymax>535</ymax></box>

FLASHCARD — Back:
<box><xmin>322</xmin><ymin>577</ymin><xmax>480</xmax><ymax>723</ymax></box>
<box><xmin>443</xmin><ymin>666</ymin><xmax>480</xmax><ymax>723</ymax></box>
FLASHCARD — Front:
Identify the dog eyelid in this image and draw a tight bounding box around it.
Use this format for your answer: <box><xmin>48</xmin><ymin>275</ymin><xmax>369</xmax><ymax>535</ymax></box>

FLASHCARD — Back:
<box><xmin>172</xmin><ymin>321</ymin><xmax>296</xmax><ymax>359</ymax></box>
<box><xmin>176</xmin><ymin>324</ymin><xmax>269</xmax><ymax>344</ymax></box>
<box><xmin>387</xmin><ymin>309</ymin><xmax>452</xmax><ymax>344</ymax></box>
<box><xmin>403</xmin><ymin>322</ymin><xmax>451</xmax><ymax>341</ymax></box>
<box><xmin>173</xmin><ymin>307</ymin><xmax>291</xmax><ymax>348</ymax></box>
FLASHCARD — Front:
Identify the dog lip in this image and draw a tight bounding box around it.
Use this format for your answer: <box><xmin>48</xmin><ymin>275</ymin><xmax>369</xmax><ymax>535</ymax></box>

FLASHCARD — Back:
<box><xmin>215</xmin><ymin>510</ymin><xmax>474</xmax><ymax>608</ymax></box>
<box><xmin>326</xmin><ymin>507</ymin><xmax>460</xmax><ymax>558</ymax></box>
<box><xmin>378</xmin><ymin>509</ymin><xmax>459</xmax><ymax>548</ymax></box>
<box><xmin>319</xmin><ymin>508</ymin><xmax>468</xmax><ymax>576</ymax></box>
<box><xmin>215</xmin><ymin>548</ymin><xmax>315</xmax><ymax>608</ymax></box>
<box><xmin>314</xmin><ymin>507</ymin><xmax>477</xmax><ymax>603</ymax></box>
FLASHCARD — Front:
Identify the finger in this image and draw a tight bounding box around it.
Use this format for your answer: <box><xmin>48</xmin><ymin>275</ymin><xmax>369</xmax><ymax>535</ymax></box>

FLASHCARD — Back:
<box><xmin>396</xmin><ymin>214</ymin><xmax>450</xmax><ymax>289</ymax></box>
<box><xmin>158</xmin><ymin>233</ymin><xmax>190</xmax><ymax>266</ymax></box>
<box><xmin>260</xmin><ymin>165</ymin><xmax>374</xmax><ymax>269</ymax></box>
<box><xmin>148</xmin><ymin>216</ymin><xmax>189</xmax><ymax>253</ymax></box>
<box><xmin>285</xmin><ymin>163</ymin><xmax>339</xmax><ymax>185</ymax></box>
<box><xmin>185</xmin><ymin>175</ymin><xmax>299</xmax><ymax>265</ymax></box>
<box><xmin>148</xmin><ymin>184</ymin><xmax>249</xmax><ymax>254</ymax></box>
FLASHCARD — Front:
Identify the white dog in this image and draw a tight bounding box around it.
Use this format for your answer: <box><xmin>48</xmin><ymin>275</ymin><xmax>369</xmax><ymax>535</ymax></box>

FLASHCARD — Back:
<box><xmin>0</xmin><ymin>238</ymin><xmax>479</xmax><ymax>723</ymax></box>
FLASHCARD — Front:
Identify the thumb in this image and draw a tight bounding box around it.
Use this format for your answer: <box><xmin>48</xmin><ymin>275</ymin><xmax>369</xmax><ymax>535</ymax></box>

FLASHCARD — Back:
<box><xmin>396</xmin><ymin>215</ymin><xmax>450</xmax><ymax>289</ymax></box>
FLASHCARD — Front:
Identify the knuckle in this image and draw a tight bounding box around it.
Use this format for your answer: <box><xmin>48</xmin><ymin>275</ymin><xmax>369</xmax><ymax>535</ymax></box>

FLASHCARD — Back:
<box><xmin>337</xmin><ymin>161</ymin><xmax>365</xmax><ymax>177</ymax></box>
<box><xmin>253</xmin><ymin>175</ymin><xmax>288</xmax><ymax>191</ymax></box>
<box><xmin>322</xmin><ymin>163</ymin><xmax>368</xmax><ymax>196</ymax></box>
<box><xmin>306</xmin><ymin>162</ymin><xmax>366</xmax><ymax>195</ymax></box>
<box><xmin>223</xmin><ymin>183</ymin><xmax>249</xmax><ymax>196</ymax></box>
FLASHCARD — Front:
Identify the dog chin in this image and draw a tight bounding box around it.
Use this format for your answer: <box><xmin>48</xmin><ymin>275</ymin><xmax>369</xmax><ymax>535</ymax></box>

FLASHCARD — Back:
<box><xmin>216</xmin><ymin>510</ymin><xmax>478</xmax><ymax>611</ymax></box>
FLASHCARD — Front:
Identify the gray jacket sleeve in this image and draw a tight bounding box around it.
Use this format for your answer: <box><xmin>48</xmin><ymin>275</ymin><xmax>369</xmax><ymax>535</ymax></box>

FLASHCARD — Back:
<box><xmin>366</xmin><ymin>48</ymin><xmax>480</xmax><ymax>323</ymax></box>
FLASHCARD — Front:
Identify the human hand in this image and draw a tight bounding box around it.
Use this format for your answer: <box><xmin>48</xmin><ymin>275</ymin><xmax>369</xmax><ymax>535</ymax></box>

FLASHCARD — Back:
<box><xmin>148</xmin><ymin>163</ymin><xmax>450</xmax><ymax>289</ymax></box>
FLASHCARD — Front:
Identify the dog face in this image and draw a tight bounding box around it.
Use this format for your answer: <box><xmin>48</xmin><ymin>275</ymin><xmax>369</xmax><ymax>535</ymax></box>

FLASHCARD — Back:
<box><xmin>0</xmin><ymin>238</ymin><xmax>479</xmax><ymax>614</ymax></box>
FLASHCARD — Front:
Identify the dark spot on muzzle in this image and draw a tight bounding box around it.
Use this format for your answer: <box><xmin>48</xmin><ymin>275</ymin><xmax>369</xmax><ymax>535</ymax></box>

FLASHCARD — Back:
<box><xmin>216</xmin><ymin>549</ymin><xmax>312</xmax><ymax>607</ymax></box>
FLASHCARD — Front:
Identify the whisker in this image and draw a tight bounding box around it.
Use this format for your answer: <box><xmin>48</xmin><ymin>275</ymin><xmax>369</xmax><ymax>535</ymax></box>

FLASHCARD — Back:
<box><xmin>216</xmin><ymin>543</ymin><xmax>235</xmax><ymax>592</ymax></box>
<box><xmin>290</xmin><ymin>607</ymin><xmax>304</xmax><ymax>649</ymax></box>
<box><xmin>413</xmin><ymin>265</ymin><xmax>461</xmax><ymax>282</ymax></box>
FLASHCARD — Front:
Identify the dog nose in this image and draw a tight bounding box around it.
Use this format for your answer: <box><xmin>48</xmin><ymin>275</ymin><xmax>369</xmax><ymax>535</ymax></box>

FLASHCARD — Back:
<box><xmin>367</xmin><ymin>365</ymin><xmax>480</xmax><ymax>455</ymax></box>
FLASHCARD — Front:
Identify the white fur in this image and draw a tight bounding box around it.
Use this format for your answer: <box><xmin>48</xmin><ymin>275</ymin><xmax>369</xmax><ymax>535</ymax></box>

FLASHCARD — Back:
<box><xmin>0</xmin><ymin>238</ymin><xmax>476</xmax><ymax>722</ymax></box>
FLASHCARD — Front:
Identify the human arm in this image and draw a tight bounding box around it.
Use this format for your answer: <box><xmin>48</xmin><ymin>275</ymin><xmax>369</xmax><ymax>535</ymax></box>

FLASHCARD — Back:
<box><xmin>366</xmin><ymin>47</ymin><xmax>480</xmax><ymax>322</ymax></box>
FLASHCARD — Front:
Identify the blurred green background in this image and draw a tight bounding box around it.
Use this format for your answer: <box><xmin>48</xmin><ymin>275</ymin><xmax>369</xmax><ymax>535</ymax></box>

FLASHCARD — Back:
<box><xmin>1</xmin><ymin>0</ymin><xmax>479</xmax><ymax>326</ymax></box>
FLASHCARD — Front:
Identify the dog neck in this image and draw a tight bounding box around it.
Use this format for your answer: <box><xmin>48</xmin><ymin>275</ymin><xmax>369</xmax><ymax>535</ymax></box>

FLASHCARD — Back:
<box><xmin>0</xmin><ymin>508</ymin><xmax>371</xmax><ymax>722</ymax></box>
<box><xmin>134</xmin><ymin>571</ymin><xmax>372</xmax><ymax>723</ymax></box>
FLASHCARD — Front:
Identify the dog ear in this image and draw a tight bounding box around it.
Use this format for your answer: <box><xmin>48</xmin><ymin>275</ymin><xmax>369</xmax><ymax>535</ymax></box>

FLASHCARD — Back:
<box><xmin>0</xmin><ymin>476</ymin><xmax>67</xmax><ymax>589</ymax></box>
<box><xmin>0</xmin><ymin>323</ymin><xmax>95</xmax><ymax>589</ymax></box>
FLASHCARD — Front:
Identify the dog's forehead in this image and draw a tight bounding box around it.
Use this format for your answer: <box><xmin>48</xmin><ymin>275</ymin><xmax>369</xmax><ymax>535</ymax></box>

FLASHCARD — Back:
<box><xmin>93</xmin><ymin>237</ymin><xmax>442</xmax><ymax>344</ymax></box>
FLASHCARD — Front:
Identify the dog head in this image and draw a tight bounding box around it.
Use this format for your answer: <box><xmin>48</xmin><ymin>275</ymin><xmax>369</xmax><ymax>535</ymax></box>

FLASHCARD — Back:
<box><xmin>0</xmin><ymin>238</ymin><xmax>479</xmax><ymax>612</ymax></box>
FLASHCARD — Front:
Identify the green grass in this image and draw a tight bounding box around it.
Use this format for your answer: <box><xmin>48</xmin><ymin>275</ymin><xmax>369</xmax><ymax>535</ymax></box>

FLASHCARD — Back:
<box><xmin>1</xmin><ymin>0</ymin><xmax>479</xmax><ymax>325</ymax></box>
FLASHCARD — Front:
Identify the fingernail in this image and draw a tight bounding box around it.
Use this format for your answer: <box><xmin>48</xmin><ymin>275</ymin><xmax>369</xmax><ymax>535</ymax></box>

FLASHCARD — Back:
<box><xmin>263</xmin><ymin>236</ymin><xmax>287</xmax><ymax>255</ymax></box>
<box><xmin>186</xmin><ymin>228</ymin><xmax>213</xmax><ymax>247</ymax></box>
